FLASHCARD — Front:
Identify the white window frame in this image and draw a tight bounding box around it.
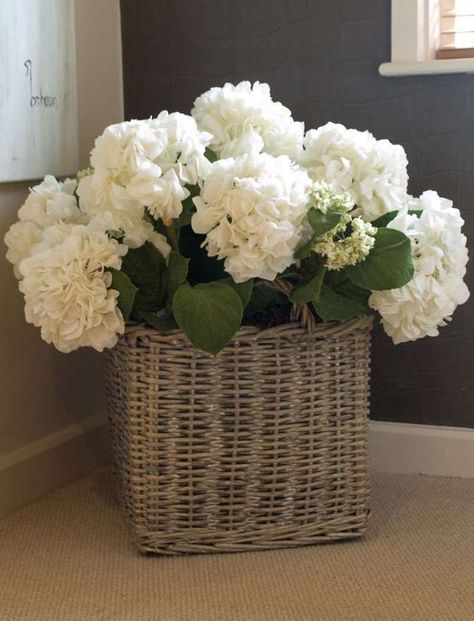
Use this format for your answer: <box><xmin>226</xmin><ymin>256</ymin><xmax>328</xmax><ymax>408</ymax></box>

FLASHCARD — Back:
<box><xmin>379</xmin><ymin>0</ymin><xmax>474</xmax><ymax>76</ymax></box>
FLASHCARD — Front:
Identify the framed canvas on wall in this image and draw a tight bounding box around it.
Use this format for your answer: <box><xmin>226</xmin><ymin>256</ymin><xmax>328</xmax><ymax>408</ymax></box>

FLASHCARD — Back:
<box><xmin>0</xmin><ymin>0</ymin><xmax>78</xmax><ymax>182</ymax></box>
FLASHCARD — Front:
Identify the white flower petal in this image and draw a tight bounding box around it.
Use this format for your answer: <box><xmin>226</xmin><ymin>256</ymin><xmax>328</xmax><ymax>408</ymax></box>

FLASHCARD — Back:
<box><xmin>370</xmin><ymin>191</ymin><xmax>469</xmax><ymax>343</ymax></box>
<box><xmin>18</xmin><ymin>224</ymin><xmax>126</xmax><ymax>353</ymax></box>
<box><xmin>192</xmin><ymin>81</ymin><xmax>304</xmax><ymax>160</ymax></box>
<box><xmin>302</xmin><ymin>123</ymin><xmax>409</xmax><ymax>221</ymax></box>
<box><xmin>191</xmin><ymin>152</ymin><xmax>311</xmax><ymax>282</ymax></box>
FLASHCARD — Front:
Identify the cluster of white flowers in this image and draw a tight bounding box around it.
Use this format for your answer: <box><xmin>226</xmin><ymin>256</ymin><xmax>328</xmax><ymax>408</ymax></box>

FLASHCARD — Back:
<box><xmin>3</xmin><ymin>81</ymin><xmax>470</xmax><ymax>353</ymax></box>
<box><xmin>307</xmin><ymin>182</ymin><xmax>375</xmax><ymax>270</ymax></box>
<box><xmin>310</xmin><ymin>181</ymin><xmax>354</xmax><ymax>214</ymax></box>
<box><xmin>192</xmin><ymin>81</ymin><xmax>304</xmax><ymax>160</ymax></box>
<box><xmin>314</xmin><ymin>217</ymin><xmax>377</xmax><ymax>271</ymax></box>
<box><xmin>369</xmin><ymin>191</ymin><xmax>469</xmax><ymax>343</ymax></box>
<box><xmin>4</xmin><ymin>176</ymin><xmax>85</xmax><ymax>278</ymax></box>
<box><xmin>78</xmin><ymin>111</ymin><xmax>212</xmax><ymax>245</ymax></box>
<box><xmin>18</xmin><ymin>224</ymin><xmax>127</xmax><ymax>353</ymax></box>
<box><xmin>192</xmin><ymin>153</ymin><xmax>311</xmax><ymax>282</ymax></box>
<box><xmin>302</xmin><ymin>123</ymin><xmax>409</xmax><ymax>221</ymax></box>
<box><xmin>4</xmin><ymin>172</ymin><xmax>172</xmax><ymax>353</ymax></box>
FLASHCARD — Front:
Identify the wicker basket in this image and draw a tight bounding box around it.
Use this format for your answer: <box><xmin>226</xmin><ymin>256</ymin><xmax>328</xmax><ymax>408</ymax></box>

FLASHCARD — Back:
<box><xmin>105</xmin><ymin>316</ymin><xmax>373</xmax><ymax>555</ymax></box>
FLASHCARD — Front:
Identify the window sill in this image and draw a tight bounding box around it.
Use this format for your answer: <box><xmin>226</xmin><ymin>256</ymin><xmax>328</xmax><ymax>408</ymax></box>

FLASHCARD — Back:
<box><xmin>379</xmin><ymin>58</ymin><xmax>474</xmax><ymax>77</ymax></box>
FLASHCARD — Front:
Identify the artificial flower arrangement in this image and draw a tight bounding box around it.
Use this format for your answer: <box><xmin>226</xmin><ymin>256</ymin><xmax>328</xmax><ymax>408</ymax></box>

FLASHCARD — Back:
<box><xmin>4</xmin><ymin>81</ymin><xmax>470</xmax><ymax>355</ymax></box>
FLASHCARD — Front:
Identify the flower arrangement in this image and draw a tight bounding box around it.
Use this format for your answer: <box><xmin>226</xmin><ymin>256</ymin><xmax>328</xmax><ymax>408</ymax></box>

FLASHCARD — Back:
<box><xmin>5</xmin><ymin>82</ymin><xmax>470</xmax><ymax>355</ymax></box>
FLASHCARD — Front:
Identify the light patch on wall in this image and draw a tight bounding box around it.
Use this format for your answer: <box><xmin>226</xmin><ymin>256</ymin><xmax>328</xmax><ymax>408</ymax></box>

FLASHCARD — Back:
<box><xmin>0</xmin><ymin>0</ymin><xmax>78</xmax><ymax>182</ymax></box>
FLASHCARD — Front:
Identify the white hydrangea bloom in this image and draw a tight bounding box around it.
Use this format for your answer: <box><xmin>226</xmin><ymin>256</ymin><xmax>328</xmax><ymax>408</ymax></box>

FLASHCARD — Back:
<box><xmin>78</xmin><ymin>174</ymin><xmax>173</xmax><ymax>256</ymax></box>
<box><xmin>4</xmin><ymin>221</ymin><xmax>44</xmax><ymax>279</ymax></box>
<box><xmin>17</xmin><ymin>175</ymin><xmax>83</xmax><ymax>226</ymax></box>
<box><xmin>192</xmin><ymin>153</ymin><xmax>311</xmax><ymax>282</ymax></box>
<box><xmin>81</xmin><ymin>113</ymin><xmax>212</xmax><ymax>233</ymax></box>
<box><xmin>192</xmin><ymin>81</ymin><xmax>304</xmax><ymax>160</ymax></box>
<box><xmin>127</xmin><ymin>166</ymin><xmax>188</xmax><ymax>224</ymax></box>
<box><xmin>302</xmin><ymin>123</ymin><xmax>409</xmax><ymax>221</ymax></box>
<box><xmin>4</xmin><ymin>176</ymin><xmax>86</xmax><ymax>278</ymax></box>
<box><xmin>369</xmin><ymin>191</ymin><xmax>469</xmax><ymax>343</ymax></box>
<box><xmin>18</xmin><ymin>224</ymin><xmax>127</xmax><ymax>353</ymax></box>
<box><xmin>77</xmin><ymin>173</ymin><xmax>153</xmax><ymax>248</ymax></box>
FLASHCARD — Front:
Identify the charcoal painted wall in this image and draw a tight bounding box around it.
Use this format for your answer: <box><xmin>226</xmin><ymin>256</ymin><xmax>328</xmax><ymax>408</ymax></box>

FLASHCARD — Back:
<box><xmin>120</xmin><ymin>0</ymin><xmax>473</xmax><ymax>427</ymax></box>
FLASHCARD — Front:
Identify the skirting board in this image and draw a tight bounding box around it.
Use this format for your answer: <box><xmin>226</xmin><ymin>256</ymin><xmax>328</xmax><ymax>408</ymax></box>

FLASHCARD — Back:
<box><xmin>369</xmin><ymin>421</ymin><xmax>474</xmax><ymax>478</ymax></box>
<box><xmin>0</xmin><ymin>414</ymin><xmax>108</xmax><ymax>519</ymax></box>
<box><xmin>1</xmin><ymin>417</ymin><xmax>472</xmax><ymax>519</ymax></box>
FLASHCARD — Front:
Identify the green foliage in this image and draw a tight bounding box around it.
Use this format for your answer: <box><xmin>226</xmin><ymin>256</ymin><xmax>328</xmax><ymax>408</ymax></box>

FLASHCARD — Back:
<box><xmin>244</xmin><ymin>282</ymin><xmax>288</xmax><ymax>319</ymax></box>
<box><xmin>204</xmin><ymin>147</ymin><xmax>217</xmax><ymax>162</ymax></box>
<box><xmin>308</xmin><ymin>208</ymin><xmax>346</xmax><ymax>238</ymax></box>
<box><xmin>121</xmin><ymin>242</ymin><xmax>167</xmax><ymax>318</ymax></box>
<box><xmin>173</xmin><ymin>282</ymin><xmax>243</xmax><ymax>355</ymax></box>
<box><xmin>108</xmin><ymin>268</ymin><xmax>138</xmax><ymax>321</ymax></box>
<box><xmin>371</xmin><ymin>209</ymin><xmax>422</xmax><ymax>228</ymax></box>
<box><xmin>289</xmin><ymin>258</ymin><xmax>326</xmax><ymax>304</ymax></box>
<box><xmin>294</xmin><ymin>236</ymin><xmax>317</xmax><ymax>260</ymax></box>
<box><xmin>165</xmin><ymin>251</ymin><xmax>189</xmax><ymax>313</ymax></box>
<box><xmin>295</xmin><ymin>209</ymin><xmax>346</xmax><ymax>260</ymax></box>
<box><xmin>312</xmin><ymin>272</ymin><xmax>370</xmax><ymax>322</ymax></box>
<box><xmin>114</xmin><ymin>202</ymin><xmax>416</xmax><ymax>353</ymax></box>
<box><xmin>279</xmin><ymin>266</ymin><xmax>299</xmax><ymax>278</ymax></box>
<box><xmin>140</xmin><ymin>310</ymin><xmax>178</xmax><ymax>333</ymax></box>
<box><xmin>224</xmin><ymin>279</ymin><xmax>254</xmax><ymax>308</ymax></box>
<box><xmin>179</xmin><ymin>225</ymin><xmax>226</xmax><ymax>284</ymax></box>
<box><xmin>346</xmin><ymin>228</ymin><xmax>414</xmax><ymax>291</ymax></box>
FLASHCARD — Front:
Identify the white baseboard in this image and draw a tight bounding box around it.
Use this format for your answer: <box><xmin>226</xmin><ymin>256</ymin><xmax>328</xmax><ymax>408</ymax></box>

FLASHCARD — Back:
<box><xmin>1</xmin><ymin>417</ymin><xmax>472</xmax><ymax>519</ymax></box>
<box><xmin>0</xmin><ymin>414</ymin><xmax>108</xmax><ymax>519</ymax></box>
<box><xmin>369</xmin><ymin>421</ymin><xmax>474</xmax><ymax>478</ymax></box>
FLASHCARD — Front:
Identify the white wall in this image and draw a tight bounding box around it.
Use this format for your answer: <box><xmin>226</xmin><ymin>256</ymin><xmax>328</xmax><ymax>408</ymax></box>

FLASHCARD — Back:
<box><xmin>0</xmin><ymin>0</ymin><xmax>123</xmax><ymax>515</ymax></box>
<box><xmin>75</xmin><ymin>0</ymin><xmax>124</xmax><ymax>165</ymax></box>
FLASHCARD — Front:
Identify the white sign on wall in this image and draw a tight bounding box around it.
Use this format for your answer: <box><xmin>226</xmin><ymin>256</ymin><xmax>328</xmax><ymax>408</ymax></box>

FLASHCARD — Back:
<box><xmin>0</xmin><ymin>0</ymin><xmax>78</xmax><ymax>182</ymax></box>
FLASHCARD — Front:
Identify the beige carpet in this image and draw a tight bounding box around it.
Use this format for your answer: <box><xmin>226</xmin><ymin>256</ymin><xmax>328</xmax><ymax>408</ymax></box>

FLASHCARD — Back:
<box><xmin>0</xmin><ymin>470</ymin><xmax>472</xmax><ymax>621</ymax></box>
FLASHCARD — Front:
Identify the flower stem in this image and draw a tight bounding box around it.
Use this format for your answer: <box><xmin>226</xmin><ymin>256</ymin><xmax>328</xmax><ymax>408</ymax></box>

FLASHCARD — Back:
<box><xmin>166</xmin><ymin>225</ymin><xmax>179</xmax><ymax>252</ymax></box>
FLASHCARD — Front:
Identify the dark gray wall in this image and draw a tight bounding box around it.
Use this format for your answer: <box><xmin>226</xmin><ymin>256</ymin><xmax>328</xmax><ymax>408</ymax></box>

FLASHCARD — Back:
<box><xmin>120</xmin><ymin>0</ymin><xmax>473</xmax><ymax>427</ymax></box>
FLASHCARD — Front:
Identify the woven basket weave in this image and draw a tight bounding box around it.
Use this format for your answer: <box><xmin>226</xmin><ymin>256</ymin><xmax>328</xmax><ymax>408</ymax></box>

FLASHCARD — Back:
<box><xmin>105</xmin><ymin>316</ymin><xmax>373</xmax><ymax>555</ymax></box>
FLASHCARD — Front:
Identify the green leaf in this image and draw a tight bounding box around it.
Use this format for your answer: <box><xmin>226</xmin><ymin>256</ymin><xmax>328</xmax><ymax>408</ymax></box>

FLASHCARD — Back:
<box><xmin>371</xmin><ymin>211</ymin><xmax>397</xmax><ymax>228</ymax></box>
<box><xmin>295</xmin><ymin>208</ymin><xmax>348</xmax><ymax>260</ymax></box>
<box><xmin>173</xmin><ymin>282</ymin><xmax>243</xmax><ymax>355</ymax></box>
<box><xmin>312</xmin><ymin>274</ymin><xmax>370</xmax><ymax>322</ymax></box>
<box><xmin>165</xmin><ymin>251</ymin><xmax>189</xmax><ymax>313</ymax></box>
<box><xmin>308</xmin><ymin>208</ymin><xmax>345</xmax><ymax>238</ymax></box>
<box><xmin>140</xmin><ymin>310</ymin><xmax>178</xmax><ymax>333</ymax></box>
<box><xmin>294</xmin><ymin>236</ymin><xmax>317</xmax><ymax>260</ymax></box>
<box><xmin>313</xmin><ymin>286</ymin><xmax>369</xmax><ymax>322</ymax></box>
<box><xmin>225</xmin><ymin>279</ymin><xmax>254</xmax><ymax>308</ymax></box>
<box><xmin>346</xmin><ymin>228</ymin><xmax>414</xmax><ymax>291</ymax></box>
<box><xmin>121</xmin><ymin>242</ymin><xmax>167</xmax><ymax>317</ymax></box>
<box><xmin>204</xmin><ymin>147</ymin><xmax>217</xmax><ymax>162</ymax></box>
<box><xmin>290</xmin><ymin>261</ymin><xmax>326</xmax><ymax>304</ymax></box>
<box><xmin>371</xmin><ymin>209</ymin><xmax>422</xmax><ymax>228</ymax></box>
<box><xmin>108</xmin><ymin>268</ymin><xmax>138</xmax><ymax>322</ymax></box>
<box><xmin>244</xmin><ymin>283</ymin><xmax>288</xmax><ymax>318</ymax></box>
<box><xmin>179</xmin><ymin>225</ymin><xmax>226</xmax><ymax>284</ymax></box>
<box><xmin>279</xmin><ymin>266</ymin><xmax>299</xmax><ymax>278</ymax></box>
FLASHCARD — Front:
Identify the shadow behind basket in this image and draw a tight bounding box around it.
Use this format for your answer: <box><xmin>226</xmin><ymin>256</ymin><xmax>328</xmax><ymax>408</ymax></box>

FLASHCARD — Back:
<box><xmin>105</xmin><ymin>317</ymin><xmax>373</xmax><ymax>555</ymax></box>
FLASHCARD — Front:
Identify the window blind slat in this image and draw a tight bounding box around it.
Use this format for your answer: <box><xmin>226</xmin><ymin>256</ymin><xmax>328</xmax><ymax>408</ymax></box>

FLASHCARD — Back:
<box><xmin>438</xmin><ymin>0</ymin><xmax>474</xmax><ymax>57</ymax></box>
<box><xmin>441</xmin><ymin>17</ymin><xmax>474</xmax><ymax>33</ymax></box>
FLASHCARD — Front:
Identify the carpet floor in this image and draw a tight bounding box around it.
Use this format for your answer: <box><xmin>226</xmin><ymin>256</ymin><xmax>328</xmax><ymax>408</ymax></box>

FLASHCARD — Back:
<box><xmin>0</xmin><ymin>470</ymin><xmax>472</xmax><ymax>621</ymax></box>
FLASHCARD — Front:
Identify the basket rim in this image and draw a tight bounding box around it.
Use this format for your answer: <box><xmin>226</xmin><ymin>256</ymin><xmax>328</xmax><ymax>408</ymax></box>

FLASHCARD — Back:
<box><xmin>118</xmin><ymin>315</ymin><xmax>374</xmax><ymax>347</ymax></box>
